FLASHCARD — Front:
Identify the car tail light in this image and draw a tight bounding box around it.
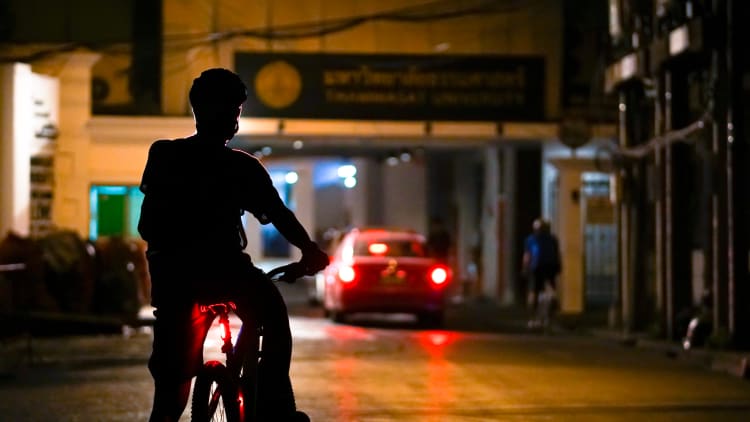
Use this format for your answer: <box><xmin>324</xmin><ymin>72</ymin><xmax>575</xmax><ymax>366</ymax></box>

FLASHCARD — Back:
<box><xmin>338</xmin><ymin>265</ymin><xmax>356</xmax><ymax>283</ymax></box>
<box><xmin>428</xmin><ymin>265</ymin><xmax>449</xmax><ymax>286</ymax></box>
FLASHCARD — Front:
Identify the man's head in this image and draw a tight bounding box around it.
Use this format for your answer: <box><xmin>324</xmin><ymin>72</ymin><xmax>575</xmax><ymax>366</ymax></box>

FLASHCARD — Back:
<box><xmin>189</xmin><ymin>68</ymin><xmax>248</xmax><ymax>143</ymax></box>
<box><xmin>532</xmin><ymin>218</ymin><xmax>550</xmax><ymax>234</ymax></box>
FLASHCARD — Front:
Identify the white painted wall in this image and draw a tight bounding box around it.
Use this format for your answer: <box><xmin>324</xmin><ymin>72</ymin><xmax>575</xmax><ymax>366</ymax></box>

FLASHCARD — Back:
<box><xmin>0</xmin><ymin>64</ymin><xmax>58</xmax><ymax>238</ymax></box>
<box><xmin>0</xmin><ymin>64</ymin><xmax>32</xmax><ymax>237</ymax></box>
<box><xmin>382</xmin><ymin>160</ymin><xmax>427</xmax><ymax>235</ymax></box>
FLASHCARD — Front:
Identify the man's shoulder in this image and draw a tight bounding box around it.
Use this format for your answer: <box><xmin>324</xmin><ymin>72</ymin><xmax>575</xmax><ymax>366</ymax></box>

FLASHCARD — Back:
<box><xmin>227</xmin><ymin>147</ymin><xmax>258</xmax><ymax>161</ymax></box>
<box><xmin>226</xmin><ymin>148</ymin><xmax>266</xmax><ymax>171</ymax></box>
<box><xmin>148</xmin><ymin>138</ymin><xmax>182</xmax><ymax>154</ymax></box>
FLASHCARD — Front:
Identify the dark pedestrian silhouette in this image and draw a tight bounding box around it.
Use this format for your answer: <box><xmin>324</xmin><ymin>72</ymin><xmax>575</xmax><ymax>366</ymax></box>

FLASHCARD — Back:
<box><xmin>426</xmin><ymin>217</ymin><xmax>452</xmax><ymax>262</ymax></box>
<box><xmin>522</xmin><ymin>218</ymin><xmax>561</xmax><ymax>329</ymax></box>
<box><xmin>138</xmin><ymin>68</ymin><xmax>328</xmax><ymax>422</ymax></box>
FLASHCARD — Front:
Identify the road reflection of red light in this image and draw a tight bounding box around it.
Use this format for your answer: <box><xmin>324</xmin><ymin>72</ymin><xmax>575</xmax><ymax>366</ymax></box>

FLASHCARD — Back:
<box><xmin>416</xmin><ymin>331</ymin><xmax>461</xmax><ymax>356</ymax></box>
<box><xmin>333</xmin><ymin>357</ymin><xmax>359</xmax><ymax>422</ymax></box>
<box><xmin>415</xmin><ymin>331</ymin><xmax>459</xmax><ymax>420</ymax></box>
<box><xmin>427</xmin><ymin>358</ymin><xmax>454</xmax><ymax>418</ymax></box>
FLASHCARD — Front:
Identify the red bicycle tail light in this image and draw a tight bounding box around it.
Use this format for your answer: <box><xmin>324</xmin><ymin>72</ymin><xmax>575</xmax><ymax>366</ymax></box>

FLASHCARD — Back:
<box><xmin>338</xmin><ymin>265</ymin><xmax>356</xmax><ymax>283</ymax></box>
<box><xmin>429</xmin><ymin>266</ymin><xmax>449</xmax><ymax>286</ymax></box>
<box><xmin>238</xmin><ymin>390</ymin><xmax>245</xmax><ymax>420</ymax></box>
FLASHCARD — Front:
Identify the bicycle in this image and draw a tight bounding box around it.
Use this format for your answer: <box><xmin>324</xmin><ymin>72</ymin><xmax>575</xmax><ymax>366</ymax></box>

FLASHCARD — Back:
<box><xmin>190</xmin><ymin>261</ymin><xmax>306</xmax><ymax>422</ymax></box>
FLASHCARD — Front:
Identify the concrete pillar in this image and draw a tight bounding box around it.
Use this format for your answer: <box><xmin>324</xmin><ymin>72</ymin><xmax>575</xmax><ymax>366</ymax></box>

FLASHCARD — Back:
<box><xmin>291</xmin><ymin>161</ymin><xmax>315</xmax><ymax>260</ymax></box>
<box><xmin>502</xmin><ymin>146</ymin><xmax>517</xmax><ymax>305</ymax></box>
<box><xmin>350</xmin><ymin>157</ymin><xmax>383</xmax><ymax>228</ymax></box>
<box><xmin>0</xmin><ymin>64</ymin><xmax>33</xmax><ymax>237</ymax></box>
<box><xmin>480</xmin><ymin>145</ymin><xmax>500</xmax><ymax>300</ymax></box>
<box><xmin>383</xmin><ymin>160</ymin><xmax>427</xmax><ymax>235</ymax></box>
<box><xmin>455</xmin><ymin>151</ymin><xmax>480</xmax><ymax>292</ymax></box>
<box><xmin>243</xmin><ymin>210</ymin><xmax>263</xmax><ymax>261</ymax></box>
<box><xmin>549</xmin><ymin>158</ymin><xmax>593</xmax><ymax>314</ymax></box>
<box><xmin>33</xmin><ymin>51</ymin><xmax>100</xmax><ymax>237</ymax></box>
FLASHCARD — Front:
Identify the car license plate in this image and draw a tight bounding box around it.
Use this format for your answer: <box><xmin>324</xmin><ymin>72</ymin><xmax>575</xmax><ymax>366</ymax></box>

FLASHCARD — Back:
<box><xmin>380</xmin><ymin>275</ymin><xmax>404</xmax><ymax>284</ymax></box>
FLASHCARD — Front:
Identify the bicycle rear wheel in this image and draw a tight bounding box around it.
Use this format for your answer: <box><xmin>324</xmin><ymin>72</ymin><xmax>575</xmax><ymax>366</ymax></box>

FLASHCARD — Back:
<box><xmin>191</xmin><ymin>361</ymin><xmax>241</xmax><ymax>422</ymax></box>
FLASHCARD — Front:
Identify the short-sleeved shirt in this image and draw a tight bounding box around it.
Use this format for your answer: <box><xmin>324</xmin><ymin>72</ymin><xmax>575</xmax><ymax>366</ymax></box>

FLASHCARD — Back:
<box><xmin>524</xmin><ymin>232</ymin><xmax>561</xmax><ymax>274</ymax></box>
<box><xmin>137</xmin><ymin>137</ymin><xmax>283</xmax><ymax>256</ymax></box>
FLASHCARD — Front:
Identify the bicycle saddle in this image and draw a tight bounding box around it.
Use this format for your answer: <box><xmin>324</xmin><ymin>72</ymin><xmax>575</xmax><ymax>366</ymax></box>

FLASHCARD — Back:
<box><xmin>199</xmin><ymin>301</ymin><xmax>237</xmax><ymax>314</ymax></box>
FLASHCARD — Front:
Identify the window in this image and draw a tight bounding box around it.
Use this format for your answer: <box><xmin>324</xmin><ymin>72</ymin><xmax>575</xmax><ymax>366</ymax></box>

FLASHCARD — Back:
<box><xmin>89</xmin><ymin>185</ymin><xmax>143</xmax><ymax>240</ymax></box>
<box><xmin>353</xmin><ymin>238</ymin><xmax>426</xmax><ymax>258</ymax></box>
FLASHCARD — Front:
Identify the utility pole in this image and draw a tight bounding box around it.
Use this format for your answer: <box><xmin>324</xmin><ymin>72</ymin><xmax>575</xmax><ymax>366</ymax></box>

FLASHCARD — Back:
<box><xmin>724</xmin><ymin>0</ymin><xmax>749</xmax><ymax>348</ymax></box>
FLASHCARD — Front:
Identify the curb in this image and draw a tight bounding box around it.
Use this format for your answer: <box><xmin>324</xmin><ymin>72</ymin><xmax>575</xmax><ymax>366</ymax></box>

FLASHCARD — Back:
<box><xmin>0</xmin><ymin>331</ymin><xmax>152</xmax><ymax>376</ymax></box>
<box><xmin>447</xmin><ymin>300</ymin><xmax>750</xmax><ymax>382</ymax></box>
<box><xmin>588</xmin><ymin>328</ymin><xmax>750</xmax><ymax>381</ymax></box>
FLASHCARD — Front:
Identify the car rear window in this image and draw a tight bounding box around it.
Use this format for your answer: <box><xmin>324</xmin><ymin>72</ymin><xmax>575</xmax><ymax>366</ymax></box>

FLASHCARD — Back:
<box><xmin>353</xmin><ymin>238</ymin><xmax>426</xmax><ymax>257</ymax></box>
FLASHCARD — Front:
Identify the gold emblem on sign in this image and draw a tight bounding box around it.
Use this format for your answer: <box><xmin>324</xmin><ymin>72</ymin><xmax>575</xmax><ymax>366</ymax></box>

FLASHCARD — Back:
<box><xmin>254</xmin><ymin>60</ymin><xmax>302</xmax><ymax>109</ymax></box>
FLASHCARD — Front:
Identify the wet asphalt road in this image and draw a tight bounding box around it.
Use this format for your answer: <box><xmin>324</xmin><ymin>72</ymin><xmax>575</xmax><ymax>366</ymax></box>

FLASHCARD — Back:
<box><xmin>1</xmin><ymin>283</ymin><xmax>750</xmax><ymax>421</ymax></box>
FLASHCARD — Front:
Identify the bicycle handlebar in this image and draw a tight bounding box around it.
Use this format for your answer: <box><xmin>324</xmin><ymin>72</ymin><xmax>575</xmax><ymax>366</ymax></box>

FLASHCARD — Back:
<box><xmin>266</xmin><ymin>262</ymin><xmax>307</xmax><ymax>284</ymax></box>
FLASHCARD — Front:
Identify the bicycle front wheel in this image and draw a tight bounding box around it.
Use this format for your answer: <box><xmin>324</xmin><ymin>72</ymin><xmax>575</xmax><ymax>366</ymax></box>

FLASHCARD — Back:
<box><xmin>191</xmin><ymin>361</ymin><xmax>241</xmax><ymax>422</ymax></box>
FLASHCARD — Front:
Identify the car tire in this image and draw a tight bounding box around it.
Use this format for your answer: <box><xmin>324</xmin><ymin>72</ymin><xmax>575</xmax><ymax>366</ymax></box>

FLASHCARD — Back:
<box><xmin>418</xmin><ymin>311</ymin><xmax>444</xmax><ymax>329</ymax></box>
<box><xmin>330</xmin><ymin>309</ymin><xmax>347</xmax><ymax>324</ymax></box>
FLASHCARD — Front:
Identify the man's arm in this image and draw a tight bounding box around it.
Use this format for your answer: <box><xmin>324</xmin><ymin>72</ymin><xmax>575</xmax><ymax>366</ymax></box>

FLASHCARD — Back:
<box><xmin>521</xmin><ymin>236</ymin><xmax>532</xmax><ymax>273</ymax></box>
<box><xmin>265</xmin><ymin>189</ymin><xmax>329</xmax><ymax>273</ymax></box>
<box><xmin>239</xmin><ymin>152</ymin><xmax>328</xmax><ymax>272</ymax></box>
<box><xmin>139</xmin><ymin>140</ymin><xmax>170</xmax><ymax>195</ymax></box>
<box><xmin>137</xmin><ymin>140</ymin><xmax>169</xmax><ymax>241</ymax></box>
<box><xmin>268</xmin><ymin>199</ymin><xmax>316</xmax><ymax>252</ymax></box>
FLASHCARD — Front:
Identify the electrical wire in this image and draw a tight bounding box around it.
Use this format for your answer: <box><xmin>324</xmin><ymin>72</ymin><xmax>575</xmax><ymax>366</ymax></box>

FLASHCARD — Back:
<box><xmin>597</xmin><ymin>111</ymin><xmax>712</xmax><ymax>167</ymax></box>
<box><xmin>1</xmin><ymin>0</ymin><xmax>537</xmax><ymax>64</ymax></box>
<box><xmin>164</xmin><ymin>0</ymin><xmax>532</xmax><ymax>43</ymax></box>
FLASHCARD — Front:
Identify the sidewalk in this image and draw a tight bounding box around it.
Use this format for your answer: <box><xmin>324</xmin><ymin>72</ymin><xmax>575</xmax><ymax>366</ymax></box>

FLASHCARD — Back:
<box><xmin>447</xmin><ymin>296</ymin><xmax>750</xmax><ymax>381</ymax></box>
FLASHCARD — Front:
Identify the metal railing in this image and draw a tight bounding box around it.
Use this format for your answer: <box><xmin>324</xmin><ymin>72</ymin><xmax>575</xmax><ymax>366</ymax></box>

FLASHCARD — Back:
<box><xmin>0</xmin><ymin>263</ymin><xmax>26</xmax><ymax>272</ymax></box>
<box><xmin>0</xmin><ymin>262</ymin><xmax>34</xmax><ymax>369</ymax></box>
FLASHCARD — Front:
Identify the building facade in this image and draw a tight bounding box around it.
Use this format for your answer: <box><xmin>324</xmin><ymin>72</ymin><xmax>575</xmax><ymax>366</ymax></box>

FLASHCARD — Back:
<box><xmin>1</xmin><ymin>0</ymin><xmax>621</xmax><ymax>314</ymax></box>
<box><xmin>605</xmin><ymin>0</ymin><xmax>749</xmax><ymax>347</ymax></box>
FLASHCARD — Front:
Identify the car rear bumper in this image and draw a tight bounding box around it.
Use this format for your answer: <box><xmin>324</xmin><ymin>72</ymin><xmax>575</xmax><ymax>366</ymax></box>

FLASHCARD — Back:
<box><xmin>337</xmin><ymin>288</ymin><xmax>446</xmax><ymax>313</ymax></box>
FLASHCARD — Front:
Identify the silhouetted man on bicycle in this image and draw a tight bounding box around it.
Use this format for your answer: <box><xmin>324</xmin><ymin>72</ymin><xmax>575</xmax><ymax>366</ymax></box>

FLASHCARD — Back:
<box><xmin>138</xmin><ymin>68</ymin><xmax>328</xmax><ymax>422</ymax></box>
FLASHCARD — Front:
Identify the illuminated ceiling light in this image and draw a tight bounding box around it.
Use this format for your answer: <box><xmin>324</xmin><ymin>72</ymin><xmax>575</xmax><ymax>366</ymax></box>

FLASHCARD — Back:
<box><xmin>399</xmin><ymin>150</ymin><xmax>412</xmax><ymax>162</ymax></box>
<box><xmin>293</xmin><ymin>139</ymin><xmax>304</xmax><ymax>150</ymax></box>
<box><xmin>434</xmin><ymin>42</ymin><xmax>450</xmax><ymax>52</ymax></box>
<box><xmin>285</xmin><ymin>171</ymin><xmax>299</xmax><ymax>184</ymax></box>
<box><xmin>261</xmin><ymin>146</ymin><xmax>272</xmax><ymax>156</ymax></box>
<box><xmin>337</xmin><ymin>164</ymin><xmax>357</xmax><ymax>178</ymax></box>
<box><xmin>385</xmin><ymin>156</ymin><xmax>399</xmax><ymax>166</ymax></box>
<box><xmin>343</xmin><ymin>176</ymin><xmax>357</xmax><ymax>188</ymax></box>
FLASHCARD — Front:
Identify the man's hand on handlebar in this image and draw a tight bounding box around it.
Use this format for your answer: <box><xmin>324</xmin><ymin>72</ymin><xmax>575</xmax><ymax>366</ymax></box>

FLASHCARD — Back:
<box><xmin>301</xmin><ymin>242</ymin><xmax>329</xmax><ymax>275</ymax></box>
<box><xmin>265</xmin><ymin>243</ymin><xmax>328</xmax><ymax>283</ymax></box>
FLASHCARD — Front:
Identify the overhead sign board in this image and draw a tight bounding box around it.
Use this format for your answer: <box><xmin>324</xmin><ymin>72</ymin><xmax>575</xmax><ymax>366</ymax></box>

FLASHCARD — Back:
<box><xmin>235</xmin><ymin>53</ymin><xmax>545</xmax><ymax>122</ymax></box>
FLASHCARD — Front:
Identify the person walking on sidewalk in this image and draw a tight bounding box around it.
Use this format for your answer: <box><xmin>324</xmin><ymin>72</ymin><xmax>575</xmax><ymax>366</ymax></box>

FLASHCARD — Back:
<box><xmin>522</xmin><ymin>218</ymin><xmax>561</xmax><ymax>329</ymax></box>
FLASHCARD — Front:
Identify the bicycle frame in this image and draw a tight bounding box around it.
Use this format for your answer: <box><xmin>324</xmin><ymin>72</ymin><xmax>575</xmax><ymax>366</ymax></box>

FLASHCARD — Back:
<box><xmin>199</xmin><ymin>301</ymin><xmax>262</xmax><ymax>421</ymax></box>
<box><xmin>192</xmin><ymin>262</ymin><xmax>305</xmax><ymax>422</ymax></box>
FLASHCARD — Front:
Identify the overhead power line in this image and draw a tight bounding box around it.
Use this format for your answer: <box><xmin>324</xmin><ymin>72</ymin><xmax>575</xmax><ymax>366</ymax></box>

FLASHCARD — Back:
<box><xmin>164</xmin><ymin>0</ymin><xmax>533</xmax><ymax>42</ymax></box>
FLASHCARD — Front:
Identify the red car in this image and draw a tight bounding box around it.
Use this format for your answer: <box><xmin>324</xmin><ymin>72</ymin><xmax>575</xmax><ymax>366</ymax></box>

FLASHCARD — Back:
<box><xmin>322</xmin><ymin>228</ymin><xmax>452</xmax><ymax>327</ymax></box>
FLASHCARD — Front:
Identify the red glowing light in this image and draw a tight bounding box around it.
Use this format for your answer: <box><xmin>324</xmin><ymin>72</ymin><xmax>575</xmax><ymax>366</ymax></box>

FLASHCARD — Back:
<box><xmin>238</xmin><ymin>391</ymin><xmax>245</xmax><ymax>420</ymax></box>
<box><xmin>415</xmin><ymin>331</ymin><xmax>462</xmax><ymax>356</ymax></box>
<box><xmin>429</xmin><ymin>266</ymin><xmax>449</xmax><ymax>285</ymax></box>
<box><xmin>338</xmin><ymin>265</ymin><xmax>356</xmax><ymax>283</ymax></box>
<box><xmin>428</xmin><ymin>332</ymin><xmax>450</xmax><ymax>346</ymax></box>
<box><xmin>368</xmin><ymin>242</ymin><xmax>389</xmax><ymax>255</ymax></box>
